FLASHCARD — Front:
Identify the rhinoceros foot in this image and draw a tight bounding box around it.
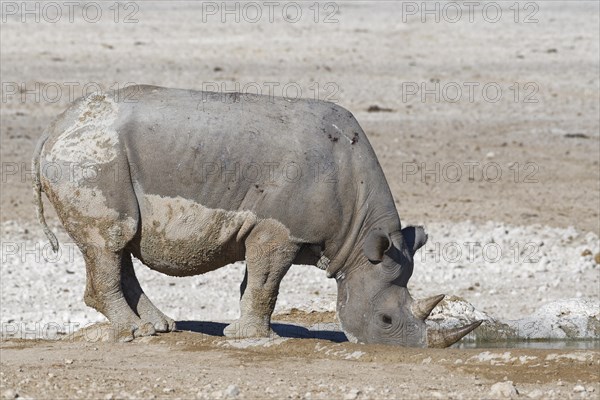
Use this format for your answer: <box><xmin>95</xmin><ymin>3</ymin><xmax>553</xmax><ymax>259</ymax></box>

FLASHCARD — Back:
<box><xmin>144</xmin><ymin>312</ymin><xmax>176</xmax><ymax>333</ymax></box>
<box><xmin>110</xmin><ymin>321</ymin><xmax>156</xmax><ymax>343</ymax></box>
<box><xmin>223</xmin><ymin>319</ymin><xmax>276</xmax><ymax>339</ymax></box>
<box><xmin>127</xmin><ymin>293</ymin><xmax>176</xmax><ymax>333</ymax></box>
<box><xmin>145</xmin><ymin>313</ymin><xmax>176</xmax><ymax>333</ymax></box>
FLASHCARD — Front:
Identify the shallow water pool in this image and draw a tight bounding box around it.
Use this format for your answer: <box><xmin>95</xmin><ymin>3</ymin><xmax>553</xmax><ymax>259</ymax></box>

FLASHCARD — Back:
<box><xmin>456</xmin><ymin>340</ymin><xmax>600</xmax><ymax>350</ymax></box>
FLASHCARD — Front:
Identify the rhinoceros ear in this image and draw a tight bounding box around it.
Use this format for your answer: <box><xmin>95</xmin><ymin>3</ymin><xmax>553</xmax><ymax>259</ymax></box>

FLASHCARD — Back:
<box><xmin>363</xmin><ymin>229</ymin><xmax>391</xmax><ymax>263</ymax></box>
<box><xmin>402</xmin><ymin>226</ymin><xmax>428</xmax><ymax>256</ymax></box>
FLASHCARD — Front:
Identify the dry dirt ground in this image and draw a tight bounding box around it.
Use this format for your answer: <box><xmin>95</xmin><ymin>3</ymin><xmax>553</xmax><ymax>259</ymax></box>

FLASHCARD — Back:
<box><xmin>1</xmin><ymin>1</ymin><xmax>599</xmax><ymax>399</ymax></box>
<box><xmin>1</xmin><ymin>311</ymin><xmax>599</xmax><ymax>400</ymax></box>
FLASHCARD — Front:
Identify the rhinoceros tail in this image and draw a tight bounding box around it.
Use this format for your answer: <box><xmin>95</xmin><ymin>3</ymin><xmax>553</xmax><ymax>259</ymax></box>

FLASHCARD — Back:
<box><xmin>32</xmin><ymin>131</ymin><xmax>59</xmax><ymax>253</ymax></box>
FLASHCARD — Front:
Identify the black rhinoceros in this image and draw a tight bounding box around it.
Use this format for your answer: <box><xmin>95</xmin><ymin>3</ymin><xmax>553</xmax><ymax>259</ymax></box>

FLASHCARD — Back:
<box><xmin>33</xmin><ymin>85</ymin><xmax>480</xmax><ymax>346</ymax></box>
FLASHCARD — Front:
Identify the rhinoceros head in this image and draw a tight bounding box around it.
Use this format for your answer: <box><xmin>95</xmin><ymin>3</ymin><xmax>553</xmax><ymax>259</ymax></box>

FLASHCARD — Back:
<box><xmin>336</xmin><ymin>226</ymin><xmax>481</xmax><ymax>347</ymax></box>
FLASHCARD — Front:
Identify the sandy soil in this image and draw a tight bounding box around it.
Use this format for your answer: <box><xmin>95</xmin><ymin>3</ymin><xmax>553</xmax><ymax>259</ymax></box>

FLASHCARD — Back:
<box><xmin>1</xmin><ymin>1</ymin><xmax>599</xmax><ymax>399</ymax></box>
<box><xmin>1</xmin><ymin>315</ymin><xmax>599</xmax><ymax>400</ymax></box>
<box><xmin>1</xmin><ymin>1</ymin><xmax>599</xmax><ymax>232</ymax></box>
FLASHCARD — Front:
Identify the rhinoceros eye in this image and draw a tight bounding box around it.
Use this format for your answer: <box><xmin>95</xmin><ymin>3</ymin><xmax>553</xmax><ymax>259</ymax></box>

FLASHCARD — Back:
<box><xmin>380</xmin><ymin>314</ymin><xmax>393</xmax><ymax>326</ymax></box>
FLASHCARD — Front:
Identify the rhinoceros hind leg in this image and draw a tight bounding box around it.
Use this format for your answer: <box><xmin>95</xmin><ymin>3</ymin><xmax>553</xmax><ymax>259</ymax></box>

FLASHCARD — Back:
<box><xmin>224</xmin><ymin>221</ymin><xmax>300</xmax><ymax>339</ymax></box>
<box><xmin>121</xmin><ymin>252</ymin><xmax>176</xmax><ymax>332</ymax></box>
<box><xmin>82</xmin><ymin>248</ymin><xmax>156</xmax><ymax>341</ymax></box>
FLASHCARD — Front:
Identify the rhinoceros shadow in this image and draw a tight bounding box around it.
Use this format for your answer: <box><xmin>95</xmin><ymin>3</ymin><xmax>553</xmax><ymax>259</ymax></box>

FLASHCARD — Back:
<box><xmin>175</xmin><ymin>321</ymin><xmax>348</xmax><ymax>343</ymax></box>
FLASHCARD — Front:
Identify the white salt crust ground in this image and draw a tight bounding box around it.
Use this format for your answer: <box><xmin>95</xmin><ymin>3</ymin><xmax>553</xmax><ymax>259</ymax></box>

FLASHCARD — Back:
<box><xmin>1</xmin><ymin>219</ymin><xmax>598</xmax><ymax>339</ymax></box>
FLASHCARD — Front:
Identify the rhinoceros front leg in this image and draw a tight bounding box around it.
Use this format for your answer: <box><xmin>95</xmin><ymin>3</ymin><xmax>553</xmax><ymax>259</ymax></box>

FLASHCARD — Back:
<box><xmin>83</xmin><ymin>249</ymin><xmax>155</xmax><ymax>341</ymax></box>
<box><xmin>120</xmin><ymin>252</ymin><xmax>176</xmax><ymax>333</ymax></box>
<box><xmin>224</xmin><ymin>221</ymin><xmax>300</xmax><ymax>339</ymax></box>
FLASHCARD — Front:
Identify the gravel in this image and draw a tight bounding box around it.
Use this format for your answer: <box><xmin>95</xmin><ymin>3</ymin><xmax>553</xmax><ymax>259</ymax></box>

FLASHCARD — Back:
<box><xmin>489</xmin><ymin>381</ymin><xmax>519</xmax><ymax>398</ymax></box>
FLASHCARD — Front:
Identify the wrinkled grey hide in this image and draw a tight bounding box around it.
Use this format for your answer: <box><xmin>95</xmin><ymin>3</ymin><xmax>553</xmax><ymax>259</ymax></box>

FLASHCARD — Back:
<box><xmin>33</xmin><ymin>85</ymin><xmax>480</xmax><ymax>345</ymax></box>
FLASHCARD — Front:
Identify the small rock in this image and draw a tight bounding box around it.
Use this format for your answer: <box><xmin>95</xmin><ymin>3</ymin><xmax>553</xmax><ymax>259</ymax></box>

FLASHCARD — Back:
<box><xmin>557</xmin><ymin>380</ymin><xmax>564</xmax><ymax>386</ymax></box>
<box><xmin>344</xmin><ymin>389</ymin><xmax>360</xmax><ymax>400</ymax></box>
<box><xmin>104</xmin><ymin>394</ymin><xmax>114</xmax><ymax>400</ymax></box>
<box><xmin>586</xmin><ymin>386</ymin><xmax>595</xmax><ymax>392</ymax></box>
<box><xmin>594</xmin><ymin>253</ymin><xmax>600</xmax><ymax>264</ymax></box>
<box><xmin>422</xmin><ymin>357</ymin><xmax>432</xmax><ymax>364</ymax></box>
<box><xmin>486</xmin><ymin>151</ymin><xmax>495</xmax><ymax>158</ymax></box>
<box><xmin>581</xmin><ymin>249</ymin><xmax>592</xmax><ymax>257</ymax></box>
<box><xmin>163</xmin><ymin>388</ymin><xmax>174</xmax><ymax>393</ymax></box>
<box><xmin>527</xmin><ymin>389</ymin><xmax>544</xmax><ymax>399</ymax></box>
<box><xmin>367</xmin><ymin>105</ymin><xmax>393</xmax><ymax>113</ymax></box>
<box><xmin>2</xmin><ymin>389</ymin><xmax>18</xmax><ymax>399</ymax></box>
<box><xmin>489</xmin><ymin>381</ymin><xmax>518</xmax><ymax>398</ymax></box>
<box><xmin>64</xmin><ymin>359</ymin><xmax>74</xmax><ymax>365</ymax></box>
<box><xmin>224</xmin><ymin>385</ymin><xmax>239</xmax><ymax>398</ymax></box>
<box><xmin>573</xmin><ymin>385</ymin><xmax>586</xmax><ymax>393</ymax></box>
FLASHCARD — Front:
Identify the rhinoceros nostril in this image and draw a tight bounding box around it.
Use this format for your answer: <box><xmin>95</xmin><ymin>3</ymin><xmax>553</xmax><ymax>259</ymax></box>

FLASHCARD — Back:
<box><xmin>381</xmin><ymin>314</ymin><xmax>392</xmax><ymax>325</ymax></box>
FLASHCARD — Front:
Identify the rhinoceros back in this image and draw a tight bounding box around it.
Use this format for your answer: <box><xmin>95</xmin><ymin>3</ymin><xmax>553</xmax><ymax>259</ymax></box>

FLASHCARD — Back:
<box><xmin>116</xmin><ymin>86</ymin><xmax>379</xmax><ymax>242</ymax></box>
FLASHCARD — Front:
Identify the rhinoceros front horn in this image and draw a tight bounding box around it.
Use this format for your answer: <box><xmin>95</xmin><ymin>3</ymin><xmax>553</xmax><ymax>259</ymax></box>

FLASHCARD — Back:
<box><xmin>426</xmin><ymin>320</ymin><xmax>483</xmax><ymax>348</ymax></box>
<box><xmin>411</xmin><ymin>294</ymin><xmax>445</xmax><ymax>320</ymax></box>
